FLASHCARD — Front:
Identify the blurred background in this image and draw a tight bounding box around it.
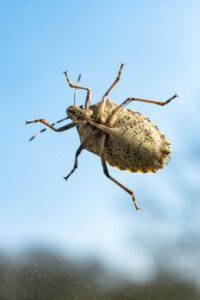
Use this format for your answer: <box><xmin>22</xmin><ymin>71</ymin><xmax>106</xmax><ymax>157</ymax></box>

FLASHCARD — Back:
<box><xmin>1</xmin><ymin>0</ymin><xmax>200</xmax><ymax>299</ymax></box>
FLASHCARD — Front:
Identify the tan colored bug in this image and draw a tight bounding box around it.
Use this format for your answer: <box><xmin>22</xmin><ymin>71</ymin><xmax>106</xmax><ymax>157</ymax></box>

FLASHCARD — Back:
<box><xmin>26</xmin><ymin>64</ymin><xmax>177</xmax><ymax>211</ymax></box>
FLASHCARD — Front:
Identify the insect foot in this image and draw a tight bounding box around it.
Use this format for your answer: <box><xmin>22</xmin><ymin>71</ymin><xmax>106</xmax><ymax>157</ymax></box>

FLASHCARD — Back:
<box><xmin>63</xmin><ymin>175</ymin><xmax>70</xmax><ymax>181</ymax></box>
<box><xmin>25</xmin><ymin>120</ymin><xmax>33</xmax><ymax>124</ymax></box>
<box><xmin>25</xmin><ymin>119</ymin><xmax>45</xmax><ymax>125</ymax></box>
<box><xmin>132</xmin><ymin>193</ymin><xmax>141</xmax><ymax>212</ymax></box>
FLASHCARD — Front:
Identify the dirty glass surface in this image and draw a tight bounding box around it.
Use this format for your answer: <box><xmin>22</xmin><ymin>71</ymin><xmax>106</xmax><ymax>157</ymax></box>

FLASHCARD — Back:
<box><xmin>0</xmin><ymin>1</ymin><xmax>200</xmax><ymax>299</ymax></box>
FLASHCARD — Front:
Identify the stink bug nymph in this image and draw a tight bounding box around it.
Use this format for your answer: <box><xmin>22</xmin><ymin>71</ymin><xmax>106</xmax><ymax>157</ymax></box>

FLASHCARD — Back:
<box><xmin>26</xmin><ymin>64</ymin><xmax>178</xmax><ymax>211</ymax></box>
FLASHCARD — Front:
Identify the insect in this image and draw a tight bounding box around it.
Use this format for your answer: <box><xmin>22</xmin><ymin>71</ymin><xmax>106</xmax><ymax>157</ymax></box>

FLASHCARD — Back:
<box><xmin>26</xmin><ymin>64</ymin><xmax>177</xmax><ymax>211</ymax></box>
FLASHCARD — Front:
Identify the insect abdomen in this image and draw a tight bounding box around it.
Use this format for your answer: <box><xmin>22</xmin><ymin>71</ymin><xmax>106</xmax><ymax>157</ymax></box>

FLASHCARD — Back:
<box><xmin>78</xmin><ymin>101</ymin><xmax>171</xmax><ymax>173</ymax></box>
<box><xmin>104</xmin><ymin>109</ymin><xmax>171</xmax><ymax>173</ymax></box>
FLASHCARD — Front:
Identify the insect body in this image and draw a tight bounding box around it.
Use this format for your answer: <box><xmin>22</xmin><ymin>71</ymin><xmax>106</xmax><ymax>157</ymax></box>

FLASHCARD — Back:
<box><xmin>26</xmin><ymin>64</ymin><xmax>177</xmax><ymax>211</ymax></box>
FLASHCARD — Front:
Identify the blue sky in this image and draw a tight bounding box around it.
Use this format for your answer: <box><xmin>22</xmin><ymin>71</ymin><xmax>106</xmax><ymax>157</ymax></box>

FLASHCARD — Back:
<box><xmin>1</xmin><ymin>0</ymin><xmax>200</xmax><ymax>282</ymax></box>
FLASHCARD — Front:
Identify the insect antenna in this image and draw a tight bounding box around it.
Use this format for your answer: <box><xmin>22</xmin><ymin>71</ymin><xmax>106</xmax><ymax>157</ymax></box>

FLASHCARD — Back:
<box><xmin>73</xmin><ymin>74</ymin><xmax>81</xmax><ymax>105</ymax></box>
<box><xmin>28</xmin><ymin>116</ymin><xmax>70</xmax><ymax>142</ymax></box>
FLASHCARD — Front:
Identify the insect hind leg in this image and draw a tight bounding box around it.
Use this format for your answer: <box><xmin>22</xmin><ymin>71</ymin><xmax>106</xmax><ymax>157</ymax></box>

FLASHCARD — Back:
<box><xmin>100</xmin><ymin>134</ymin><xmax>140</xmax><ymax>211</ymax></box>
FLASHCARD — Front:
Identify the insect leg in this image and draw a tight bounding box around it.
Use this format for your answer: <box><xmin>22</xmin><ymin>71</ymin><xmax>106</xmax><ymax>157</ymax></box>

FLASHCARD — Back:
<box><xmin>99</xmin><ymin>64</ymin><xmax>124</xmax><ymax>123</ymax></box>
<box><xmin>26</xmin><ymin>119</ymin><xmax>76</xmax><ymax>132</ymax></box>
<box><xmin>63</xmin><ymin>137</ymin><xmax>88</xmax><ymax>181</ymax></box>
<box><xmin>63</xmin><ymin>71</ymin><xmax>91</xmax><ymax>111</ymax></box>
<box><xmin>121</xmin><ymin>94</ymin><xmax>178</xmax><ymax>107</ymax></box>
<box><xmin>108</xmin><ymin>94</ymin><xmax>178</xmax><ymax>127</ymax></box>
<box><xmin>28</xmin><ymin>117</ymin><xmax>71</xmax><ymax>141</ymax></box>
<box><xmin>100</xmin><ymin>134</ymin><xmax>140</xmax><ymax>211</ymax></box>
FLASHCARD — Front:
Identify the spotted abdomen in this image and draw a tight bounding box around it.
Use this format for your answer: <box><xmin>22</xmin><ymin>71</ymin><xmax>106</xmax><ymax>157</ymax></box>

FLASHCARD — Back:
<box><xmin>104</xmin><ymin>108</ymin><xmax>170</xmax><ymax>173</ymax></box>
<box><xmin>78</xmin><ymin>100</ymin><xmax>171</xmax><ymax>173</ymax></box>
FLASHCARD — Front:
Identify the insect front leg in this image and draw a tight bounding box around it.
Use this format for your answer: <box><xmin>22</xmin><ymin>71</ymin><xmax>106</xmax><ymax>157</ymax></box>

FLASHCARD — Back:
<box><xmin>100</xmin><ymin>134</ymin><xmax>140</xmax><ymax>211</ymax></box>
<box><xmin>99</xmin><ymin>63</ymin><xmax>124</xmax><ymax>123</ymax></box>
<box><xmin>63</xmin><ymin>71</ymin><xmax>91</xmax><ymax>111</ymax></box>
<box><xmin>63</xmin><ymin>137</ymin><xmax>88</xmax><ymax>181</ymax></box>
<box><xmin>26</xmin><ymin>119</ymin><xmax>76</xmax><ymax>132</ymax></box>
